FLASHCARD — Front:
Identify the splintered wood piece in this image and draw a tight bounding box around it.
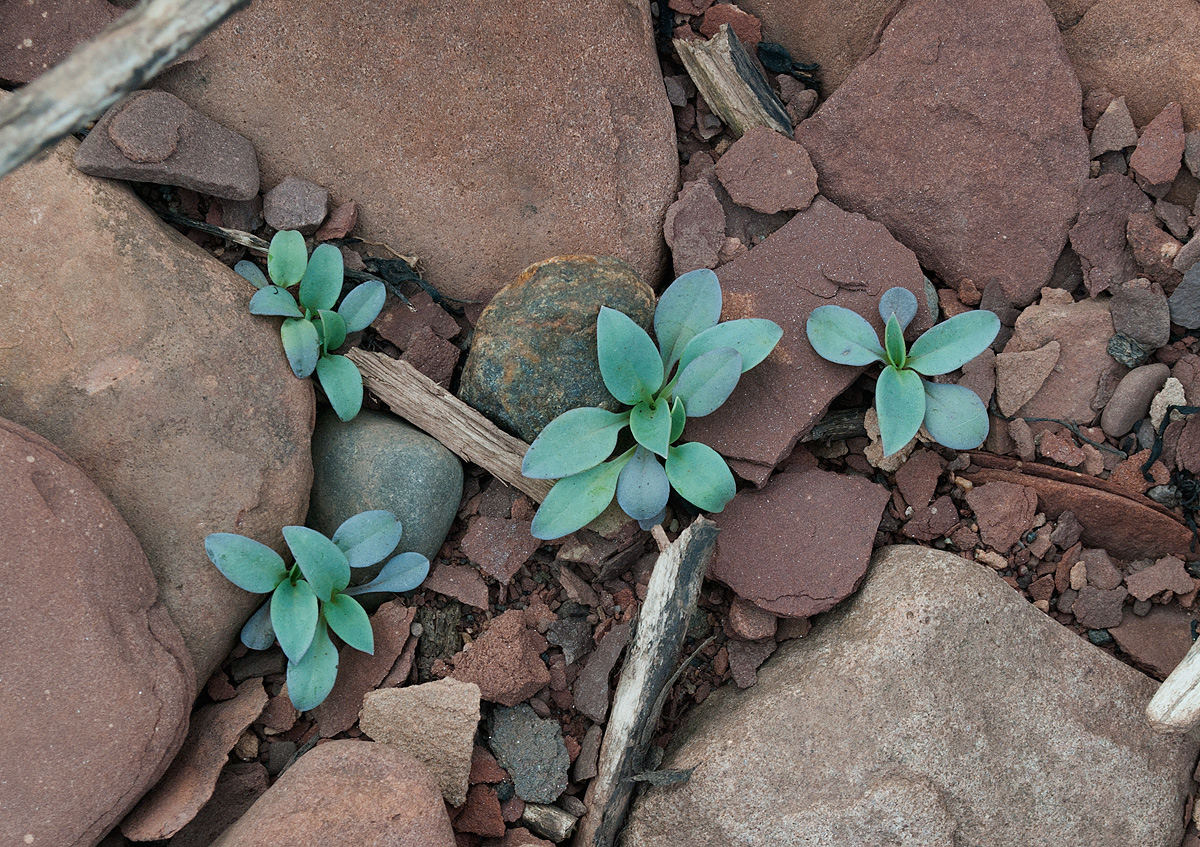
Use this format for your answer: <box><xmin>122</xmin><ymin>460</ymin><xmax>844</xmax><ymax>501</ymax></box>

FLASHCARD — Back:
<box><xmin>1147</xmin><ymin>636</ymin><xmax>1200</xmax><ymax>732</ymax></box>
<box><xmin>346</xmin><ymin>349</ymin><xmax>553</xmax><ymax>502</ymax></box>
<box><xmin>573</xmin><ymin>518</ymin><xmax>719</xmax><ymax>847</ymax></box>
<box><xmin>0</xmin><ymin>0</ymin><xmax>249</xmax><ymax>179</ymax></box>
<box><xmin>673</xmin><ymin>24</ymin><xmax>792</xmax><ymax>139</ymax></box>
<box><xmin>523</xmin><ymin>803</ymin><xmax>579</xmax><ymax>842</ymax></box>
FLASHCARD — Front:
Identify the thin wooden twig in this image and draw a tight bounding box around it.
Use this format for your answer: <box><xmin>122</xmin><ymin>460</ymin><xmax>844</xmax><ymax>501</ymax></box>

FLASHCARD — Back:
<box><xmin>574</xmin><ymin>518</ymin><xmax>719</xmax><ymax>847</ymax></box>
<box><xmin>346</xmin><ymin>349</ymin><xmax>553</xmax><ymax>502</ymax></box>
<box><xmin>0</xmin><ymin>0</ymin><xmax>249</xmax><ymax>179</ymax></box>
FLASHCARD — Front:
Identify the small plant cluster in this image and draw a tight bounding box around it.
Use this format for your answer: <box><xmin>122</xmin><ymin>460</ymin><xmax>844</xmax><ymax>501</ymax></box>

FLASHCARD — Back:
<box><xmin>204</xmin><ymin>511</ymin><xmax>429</xmax><ymax>710</ymax></box>
<box><xmin>522</xmin><ymin>269</ymin><xmax>782</xmax><ymax>540</ymax></box>
<box><xmin>806</xmin><ymin>286</ymin><xmax>1000</xmax><ymax>457</ymax></box>
<box><xmin>236</xmin><ymin>231</ymin><xmax>385</xmax><ymax>422</ymax></box>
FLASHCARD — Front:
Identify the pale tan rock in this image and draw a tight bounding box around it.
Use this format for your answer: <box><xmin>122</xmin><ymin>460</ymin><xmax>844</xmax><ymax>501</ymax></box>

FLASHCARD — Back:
<box><xmin>360</xmin><ymin>679</ymin><xmax>481</xmax><ymax>806</ymax></box>
<box><xmin>996</xmin><ymin>342</ymin><xmax>1061</xmax><ymax>417</ymax></box>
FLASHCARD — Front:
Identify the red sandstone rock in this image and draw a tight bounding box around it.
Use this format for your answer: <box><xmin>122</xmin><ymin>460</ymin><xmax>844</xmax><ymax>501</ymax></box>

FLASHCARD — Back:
<box><xmin>450</xmin><ymin>610</ymin><xmax>551</xmax><ymax>706</ymax></box>
<box><xmin>895</xmin><ymin>449</ymin><xmax>943</xmax><ymax>511</ymax></box>
<box><xmin>700</xmin><ymin>4</ymin><xmax>762</xmax><ymax>48</ymax></box>
<box><xmin>1070</xmin><ymin>175</ymin><xmax>1152</xmax><ymax>296</ymax></box>
<box><xmin>1110</xmin><ymin>605</ymin><xmax>1198</xmax><ymax>680</ymax></box>
<box><xmin>1130</xmin><ymin>101</ymin><xmax>1186</xmax><ymax>188</ymax></box>
<box><xmin>714</xmin><ymin>127</ymin><xmax>818</xmax><ymax>214</ymax></box>
<box><xmin>664</xmin><ymin>178</ymin><xmax>726</xmax><ymax>276</ymax></box>
<box><xmin>965</xmin><ymin>482</ymin><xmax>1038</xmax><ymax>552</ymax></box>
<box><xmin>456</xmin><ymin>785</ymin><xmax>506</xmax><ymax>838</ymax></box>
<box><xmin>460</xmin><ymin>517</ymin><xmax>541</xmax><ymax>585</ymax></box>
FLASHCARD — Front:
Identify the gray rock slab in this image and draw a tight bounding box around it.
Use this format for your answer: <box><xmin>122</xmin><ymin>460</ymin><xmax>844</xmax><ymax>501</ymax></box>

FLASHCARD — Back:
<box><xmin>489</xmin><ymin>704</ymin><xmax>569</xmax><ymax>804</ymax></box>
<box><xmin>623</xmin><ymin>545</ymin><xmax>1197</xmax><ymax>847</ymax></box>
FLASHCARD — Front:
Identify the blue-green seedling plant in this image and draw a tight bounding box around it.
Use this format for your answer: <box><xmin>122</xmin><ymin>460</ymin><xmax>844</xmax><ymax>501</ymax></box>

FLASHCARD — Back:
<box><xmin>204</xmin><ymin>511</ymin><xmax>429</xmax><ymax>710</ymax></box>
<box><xmin>522</xmin><ymin>269</ymin><xmax>783</xmax><ymax>540</ymax></box>
<box><xmin>806</xmin><ymin>286</ymin><xmax>999</xmax><ymax>457</ymax></box>
<box><xmin>236</xmin><ymin>231</ymin><xmax>386</xmax><ymax>422</ymax></box>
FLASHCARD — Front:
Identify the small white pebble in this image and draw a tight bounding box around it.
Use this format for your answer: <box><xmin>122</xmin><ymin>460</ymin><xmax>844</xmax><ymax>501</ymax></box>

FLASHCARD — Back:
<box><xmin>975</xmin><ymin>549</ymin><xmax>1008</xmax><ymax>570</ymax></box>
<box><xmin>1033</xmin><ymin>599</ymin><xmax>1051</xmax><ymax>613</ymax></box>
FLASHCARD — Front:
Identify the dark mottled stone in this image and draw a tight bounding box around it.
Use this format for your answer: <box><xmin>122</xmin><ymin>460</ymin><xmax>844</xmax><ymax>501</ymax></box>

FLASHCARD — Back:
<box><xmin>488</xmin><ymin>704</ymin><xmax>570</xmax><ymax>804</ymax></box>
<box><xmin>460</xmin><ymin>255</ymin><xmax>655</xmax><ymax>442</ymax></box>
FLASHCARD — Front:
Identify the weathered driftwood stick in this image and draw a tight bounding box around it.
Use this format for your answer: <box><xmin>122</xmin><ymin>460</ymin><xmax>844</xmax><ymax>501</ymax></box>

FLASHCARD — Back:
<box><xmin>0</xmin><ymin>0</ymin><xmax>249</xmax><ymax>179</ymax></box>
<box><xmin>346</xmin><ymin>349</ymin><xmax>554</xmax><ymax>502</ymax></box>
<box><xmin>1147</xmin><ymin>636</ymin><xmax>1200</xmax><ymax>732</ymax></box>
<box><xmin>522</xmin><ymin>803</ymin><xmax>579</xmax><ymax>843</ymax></box>
<box><xmin>674</xmin><ymin>24</ymin><xmax>792</xmax><ymax>139</ymax></box>
<box><xmin>574</xmin><ymin>518</ymin><xmax>719</xmax><ymax>847</ymax></box>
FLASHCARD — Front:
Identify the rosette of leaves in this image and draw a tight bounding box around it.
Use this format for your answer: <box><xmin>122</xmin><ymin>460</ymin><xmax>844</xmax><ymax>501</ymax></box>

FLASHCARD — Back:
<box><xmin>235</xmin><ymin>230</ymin><xmax>386</xmax><ymax>422</ymax></box>
<box><xmin>521</xmin><ymin>269</ymin><xmax>783</xmax><ymax>540</ymax></box>
<box><xmin>806</xmin><ymin>286</ymin><xmax>1000</xmax><ymax>457</ymax></box>
<box><xmin>204</xmin><ymin>510</ymin><xmax>430</xmax><ymax>710</ymax></box>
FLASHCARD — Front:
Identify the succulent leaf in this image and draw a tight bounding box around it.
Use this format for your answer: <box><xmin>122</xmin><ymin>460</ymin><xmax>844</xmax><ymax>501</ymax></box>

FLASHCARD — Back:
<box><xmin>270</xmin><ymin>578</ymin><xmax>319</xmax><ymax>663</ymax></box>
<box><xmin>530</xmin><ymin>450</ymin><xmax>634</xmax><ymax>540</ymax></box>
<box><xmin>597</xmin><ymin>306</ymin><xmax>664</xmax><ymax>404</ymax></box>
<box><xmin>240</xmin><ymin>599</ymin><xmax>276</xmax><ymax>650</ymax></box>
<box><xmin>204</xmin><ymin>533</ymin><xmax>287</xmax><ymax>593</ymax></box>
<box><xmin>875</xmin><ymin>365</ymin><xmax>925</xmax><ymax>456</ymax></box>
<box><xmin>299</xmin><ymin>242</ymin><xmax>344</xmax><ymax>312</ymax></box>
<box><xmin>286</xmin><ymin>619</ymin><xmax>339</xmax><ymax>711</ymax></box>
<box><xmin>343</xmin><ymin>551</ymin><xmax>431</xmax><ymax>596</ymax></box>
<box><xmin>249</xmin><ymin>285</ymin><xmax>304</xmax><ymax>318</ymax></box>
<box><xmin>281</xmin><ymin>525</ymin><xmax>350</xmax><ymax>602</ymax></box>
<box><xmin>316</xmin><ymin>354</ymin><xmax>364</xmax><ymax>422</ymax></box>
<box><xmin>267</xmin><ymin>230</ymin><xmax>307</xmax><ymax>287</ymax></box>
<box><xmin>235</xmin><ymin>260</ymin><xmax>270</xmax><ymax>289</ymax></box>
<box><xmin>281</xmin><ymin>317</ymin><xmax>320</xmax><ymax>378</ymax></box>
<box><xmin>664</xmin><ymin>442</ymin><xmax>736</xmax><ymax>512</ymax></box>
<box><xmin>332</xmin><ymin>510</ymin><xmax>403</xmax><ymax>569</ymax></box>
<box><xmin>669</xmin><ymin>396</ymin><xmax>686</xmax><ymax>443</ymax></box>
<box><xmin>673</xmin><ymin>347</ymin><xmax>742</xmax><ymax>418</ymax></box>
<box><xmin>616</xmin><ymin>446</ymin><xmax>671</xmax><ymax>521</ymax></box>
<box><xmin>884</xmin><ymin>313</ymin><xmax>907</xmax><ymax>368</ymax></box>
<box><xmin>905</xmin><ymin>310</ymin><xmax>1000</xmax><ymax>376</ymax></box>
<box><xmin>678</xmin><ymin>318</ymin><xmax>782</xmax><ymax>374</ymax></box>
<box><xmin>879</xmin><ymin>286</ymin><xmax>919</xmax><ymax>331</ymax></box>
<box><xmin>323</xmin><ymin>593</ymin><xmax>374</xmax><ymax>655</ymax></box>
<box><xmin>654</xmin><ymin>269</ymin><xmax>723</xmax><ymax>371</ymax></box>
<box><xmin>805</xmin><ymin>305</ymin><xmax>887</xmax><ymax>366</ymax></box>
<box><xmin>522</xmin><ymin>407</ymin><xmax>630</xmax><ymax>479</ymax></box>
<box><xmin>922</xmin><ymin>380</ymin><xmax>990</xmax><ymax>450</ymax></box>
<box><xmin>338</xmin><ymin>280</ymin><xmax>387</xmax><ymax>332</ymax></box>
<box><xmin>630</xmin><ymin>398</ymin><xmax>672</xmax><ymax>457</ymax></box>
<box><xmin>314</xmin><ymin>310</ymin><xmax>347</xmax><ymax>353</ymax></box>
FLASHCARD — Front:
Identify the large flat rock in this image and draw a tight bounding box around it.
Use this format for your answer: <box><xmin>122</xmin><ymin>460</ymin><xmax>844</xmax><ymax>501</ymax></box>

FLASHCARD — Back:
<box><xmin>0</xmin><ymin>418</ymin><xmax>193</xmax><ymax>847</ymax></box>
<box><xmin>624</xmin><ymin>545</ymin><xmax>1196</xmax><ymax>847</ymax></box>
<box><xmin>0</xmin><ymin>137</ymin><xmax>314</xmax><ymax>685</ymax></box>
<box><xmin>796</xmin><ymin>0</ymin><xmax>1089</xmax><ymax>307</ymax></box>
<box><xmin>157</xmin><ymin>0</ymin><xmax>678</xmax><ymax>302</ymax></box>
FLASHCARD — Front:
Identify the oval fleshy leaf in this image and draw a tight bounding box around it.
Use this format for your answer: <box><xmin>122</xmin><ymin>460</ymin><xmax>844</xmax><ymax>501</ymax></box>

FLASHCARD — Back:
<box><xmin>344</xmin><ymin>551</ymin><xmax>431</xmax><ymax>596</ymax></box>
<box><xmin>249</xmin><ymin>285</ymin><xmax>304</xmax><ymax>318</ymax></box>
<box><xmin>876</xmin><ymin>365</ymin><xmax>926</xmax><ymax>456</ymax></box>
<box><xmin>267</xmin><ymin>230</ymin><xmax>307</xmax><ymax>287</ymax></box>
<box><xmin>665</xmin><ymin>442</ymin><xmax>736</xmax><ymax>512</ymax></box>
<box><xmin>522</xmin><ymin>407</ymin><xmax>630</xmax><ymax>479</ymax></box>
<box><xmin>332</xmin><ymin>510</ymin><xmax>403</xmax><ymax>569</ymax></box>
<box><xmin>678</xmin><ymin>318</ymin><xmax>782</xmax><ymax>374</ymax></box>
<box><xmin>669</xmin><ymin>396</ymin><xmax>686</xmax><ymax>443</ymax></box>
<box><xmin>271</xmin><ymin>578</ymin><xmax>319</xmax><ymax>663</ymax></box>
<box><xmin>299</xmin><ymin>242</ymin><xmax>344</xmax><ymax>312</ymax></box>
<box><xmin>235</xmin><ymin>260</ymin><xmax>270</xmax><ymax>289</ymax></box>
<box><xmin>240</xmin><ymin>598</ymin><xmax>276</xmax><ymax>651</ymax></box>
<box><xmin>654</xmin><ymin>269</ymin><xmax>722</xmax><ymax>371</ymax></box>
<box><xmin>629</xmin><ymin>398</ymin><xmax>672</xmax><ymax>458</ymax></box>
<box><xmin>204</xmin><ymin>533</ymin><xmax>287</xmax><ymax>593</ymax></box>
<box><xmin>905</xmin><ymin>310</ymin><xmax>1001</xmax><ymax>376</ymax></box>
<box><xmin>281</xmin><ymin>317</ymin><xmax>320</xmax><ymax>378</ymax></box>
<box><xmin>597</xmin><ymin>306</ymin><xmax>663</xmax><ymax>404</ymax></box>
<box><xmin>530</xmin><ymin>451</ymin><xmax>634</xmax><ymax>540</ymax></box>
<box><xmin>673</xmin><ymin>347</ymin><xmax>742</xmax><ymax>418</ymax></box>
<box><xmin>806</xmin><ymin>305</ymin><xmax>886</xmax><ymax>366</ymax></box>
<box><xmin>879</xmin><ymin>286</ymin><xmax>918</xmax><ymax>331</ymax></box>
<box><xmin>317</xmin><ymin>354</ymin><xmax>364</xmax><ymax>422</ymax></box>
<box><xmin>286</xmin><ymin>619</ymin><xmax>338</xmax><ymax>711</ymax></box>
<box><xmin>616</xmin><ymin>446</ymin><xmax>670</xmax><ymax>521</ymax></box>
<box><xmin>323</xmin><ymin>593</ymin><xmax>374</xmax><ymax>655</ymax></box>
<box><xmin>922</xmin><ymin>380</ymin><xmax>990</xmax><ymax>450</ymax></box>
<box><xmin>638</xmin><ymin>507</ymin><xmax>669</xmax><ymax>532</ymax></box>
<box><xmin>281</xmin><ymin>526</ymin><xmax>350</xmax><ymax>602</ymax></box>
<box><xmin>315</xmin><ymin>309</ymin><xmax>347</xmax><ymax>352</ymax></box>
<box><xmin>884</xmin><ymin>313</ymin><xmax>906</xmax><ymax>369</ymax></box>
<box><xmin>338</xmin><ymin>280</ymin><xmax>386</xmax><ymax>332</ymax></box>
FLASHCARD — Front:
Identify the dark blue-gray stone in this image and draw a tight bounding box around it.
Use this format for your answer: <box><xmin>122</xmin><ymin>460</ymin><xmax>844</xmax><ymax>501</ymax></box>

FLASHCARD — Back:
<box><xmin>489</xmin><ymin>703</ymin><xmax>569</xmax><ymax>803</ymax></box>
<box><xmin>309</xmin><ymin>407</ymin><xmax>462</xmax><ymax>579</ymax></box>
<box><xmin>459</xmin><ymin>255</ymin><xmax>655</xmax><ymax>442</ymax></box>
<box><xmin>1168</xmin><ymin>263</ymin><xmax>1200</xmax><ymax>329</ymax></box>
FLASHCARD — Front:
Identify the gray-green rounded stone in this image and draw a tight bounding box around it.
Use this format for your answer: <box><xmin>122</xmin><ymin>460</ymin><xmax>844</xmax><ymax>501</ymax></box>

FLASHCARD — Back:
<box><xmin>459</xmin><ymin>255</ymin><xmax>656</xmax><ymax>442</ymax></box>
<box><xmin>309</xmin><ymin>408</ymin><xmax>463</xmax><ymax>579</ymax></box>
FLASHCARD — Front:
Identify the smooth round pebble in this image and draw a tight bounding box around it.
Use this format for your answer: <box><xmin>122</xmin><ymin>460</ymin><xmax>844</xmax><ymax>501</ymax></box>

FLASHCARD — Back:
<box><xmin>1100</xmin><ymin>363</ymin><xmax>1170</xmax><ymax>437</ymax></box>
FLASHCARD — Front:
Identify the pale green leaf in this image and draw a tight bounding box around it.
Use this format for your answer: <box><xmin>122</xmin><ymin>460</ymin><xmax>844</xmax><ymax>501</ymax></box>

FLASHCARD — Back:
<box><xmin>240</xmin><ymin>599</ymin><xmax>275</xmax><ymax>650</ymax></box>
<box><xmin>669</xmin><ymin>396</ymin><xmax>686</xmax><ymax>443</ymax></box>
<box><xmin>299</xmin><ymin>242</ymin><xmax>343</xmax><ymax>312</ymax></box>
<box><xmin>597</xmin><ymin>306</ymin><xmax>663</xmax><ymax>404</ymax></box>
<box><xmin>922</xmin><ymin>380</ymin><xmax>990</xmax><ymax>451</ymax></box>
<box><xmin>323</xmin><ymin>593</ymin><xmax>374</xmax><ymax>655</ymax></box>
<box><xmin>522</xmin><ymin>407</ymin><xmax>629</xmax><ymax>479</ymax></box>
<box><xmin>332</xmin><ymin>510</ymin><xmax>403</xmax><ymax>569</ymax></box>
<box><xmin>665</xmin><ymin>442</ymin><xmax>735</xmax><ymax>512</ymax></box>
<box><xmin>654</xmin><ymin>269</ymin><xmax>722</xmax><ymax>371</ymax></box>
<box><xmin>673</xmin><ymin>347</ymin><xmax>742</xmax><ymax>417</ymax></box>
<box><xmin>616</xmin><ymin>446</ymin><xmax>670</xmax><ymax>521</ymax></box>
<box><xmin>806</xmin><ymin>305</ymin><xmax>886</xmax><ymax>366</ymax></box>
<box><xmin>204</xmin><ymin>533</ymin><xmax>287</xmax><ymax>593</ymax></box>
<box><xmin>344</xmin><ymin>552</ymin><xmax>430</xmax><ymax>595</ymax></box>
<box><xmin>286</xmin><ymin>620</ymin><xmax>339</xmax><ymax>711</ymax></box>
<box><xmin>249</xmin><ymin>285</ymin><xmax>303</xmax><ymax>317</ymax></box>
<box><xmin>906</xmin><ymin>310</ymin><xmax>1000</xmax><ymax>376</ymax></box>
<box><xmin>317</xmin><ymin>354</ymin><xmax>363</xmax><ymax>422</ymax></box>
<box><xmin>281</xmin><ymin>318</ymin><xmax>320</xmax><ymax>378</ymax></box>
<box><xmin>879</xmin><ymin>286</ymin><xmax>918</xmax><ymax>331</ymax></box>
<box><xmin>235</xmin><ymin>260</ymin><xmax>270</xmax><ymax>289</ymax></box>
<box><xmin>884</xmin><ymin>313</ymin><xmax>906</xmax><ymax>368</ymax></box>
<box><xmin>314</xmin><ymin>309</ymin><xmax>347</xmax><ymax>353</ymax></box>
<box><xmin>629</xmin><ymin>398</ymin><xmax>672</xmax><ymax>457</ymax></box>
<box><xmin>876</xmin><ymin>366</ymin><xmax>925</xmax><ymax>456</ymax></box>
<box><xmin>267</xmin><ymin>230</ymin><xmax>307</xmax><ymax>287</ymax></box>
<box><xmin>282</xmin><ymin>526</ymin><xmax>350</xmax><ymax>602</ymax></box>
<box><xmin>271</xmin><ymin>578</ymin><xmax>318</xmax><ymax>663</ymax></box>
<box><xmin>678</xmin><ymin>319</ymin><xmax>782</xmax><ymax>374</ymax></box>
<box><xmin>338</xmin><ymin>280</ymin><xmax>386</xmax><ymax>332</ymax></box>
<box><xmin>530</xmin><ymin>450</ymin><xmax>634</xmax><ymax>540</ymax></box>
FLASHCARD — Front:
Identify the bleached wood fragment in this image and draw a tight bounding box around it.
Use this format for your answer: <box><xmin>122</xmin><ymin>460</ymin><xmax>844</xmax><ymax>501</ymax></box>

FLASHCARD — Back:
<box><xmin>1147</xmin><ymin>635</ymin><xmax>1200</xmax><ymax>732</ymax></box>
